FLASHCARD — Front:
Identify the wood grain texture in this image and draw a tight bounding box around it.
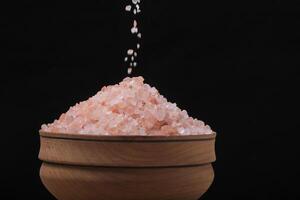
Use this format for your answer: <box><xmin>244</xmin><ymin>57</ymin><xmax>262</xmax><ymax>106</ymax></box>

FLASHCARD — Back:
<box><xmin>40</xmin><ymin>162</ymin><xmax>214</xmax><ymax>200</ymax></box>
<box><xmin>39</xmin><ymin>132</ymin><xmax>216</xmax><ymax>200</ymax></box>
<box><xmin>39</xmin><ymin>133</ymin><xmax>216</xmax><ymax>167</ymax></box>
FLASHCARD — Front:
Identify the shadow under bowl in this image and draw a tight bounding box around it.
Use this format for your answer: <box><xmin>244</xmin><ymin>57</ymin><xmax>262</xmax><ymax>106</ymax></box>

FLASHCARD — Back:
<box><xmin>39</xmin><ymin>131</ymin><xmax>216</xmax><ymax>200</ymax></box>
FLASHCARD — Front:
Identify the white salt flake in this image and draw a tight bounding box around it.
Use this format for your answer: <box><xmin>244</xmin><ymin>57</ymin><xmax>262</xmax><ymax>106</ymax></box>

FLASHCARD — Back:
<box><xmin>125</xmin><ymin>5</ymin><xmax>132</xmax><ymax>12</ymax></box>
<box><xmin>178</xmin><ymin>127</ymin><xmax>185</xmax><ymax>135</ymax></box>
<box><xmin>127</xmin><ymin>68</ymin><xmax>132</xmax><ymax>74</ymax></box>
<box><xmin>127</xmin><ymin>49</ymin><xmax>134</xmax><ymax>55</ymax></box>
<box><xmin>137</xmin><ymin>33</ymin><xmax>142</xmax><ymax>38</ymax></box>
<box><xmin>131</xmin><ymin>27</ymin><xmax>138</xmax><ymax>34</ymax></box>
<box><xmin>124</xmin><ymin>57</ymin><xmax>128</xmax><ymax>62</ymax></box>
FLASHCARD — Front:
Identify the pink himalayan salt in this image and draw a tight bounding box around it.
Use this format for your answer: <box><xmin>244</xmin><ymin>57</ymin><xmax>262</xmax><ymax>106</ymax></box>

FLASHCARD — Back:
<box><xmin>41</xmin><ymin>77</ymin><xmax>213</xmax><ymax>136</ymax></box>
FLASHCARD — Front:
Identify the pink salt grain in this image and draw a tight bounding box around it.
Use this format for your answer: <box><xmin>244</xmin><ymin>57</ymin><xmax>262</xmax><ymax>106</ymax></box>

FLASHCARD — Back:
<box><xmin>41</xmin><ymin>77</ymin><xmax>213</xmax><ymax>136</ymax></box>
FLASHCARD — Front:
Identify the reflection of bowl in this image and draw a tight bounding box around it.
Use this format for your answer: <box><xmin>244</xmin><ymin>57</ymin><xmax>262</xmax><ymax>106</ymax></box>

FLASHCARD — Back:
<box><xmin>39</xmin><ymin>131</ymin><xmax>216</xmax><ymax>200</ymax></box>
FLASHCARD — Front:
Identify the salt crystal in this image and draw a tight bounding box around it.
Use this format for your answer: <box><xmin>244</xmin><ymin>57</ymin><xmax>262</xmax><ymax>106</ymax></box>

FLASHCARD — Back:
<box><xmin>124</xmin><ymin>57</ymin><xmax>128</xmax><ymax>62</ymax></box>
<box><xmin>131</xmin><ymin>27</ymin><xmax>138</xmax><ymax>34</ymax></box>
<box><xmin>124</xmin><ymin>0</ymin><xmax>142</xmax><ymax>74</ymax></box>
<box><xmin>127</xmin><ymin>68</ymin><xmax>132</xmax><ymax>74</ymax></box>
<box><xmin>125</xmin><ymin>5</ymin><xmax>132</xmax><ymax>12</ymax></box>
<box><xmin>127</xmin><ymin>49</ymin><xmax>134</xmax><ymax>55</ymax></box>
<box><xmin>133</xmin><ymin>62</ymin><xmax>137</xmax><ymax>67</ymax></box>
<box><xmin>41</xmin><ymin>77</ymin><xmax>214</xmax><ymax>136</ymax></box>
<box><xmin>178</xmin><ymin>127</ymin><xmax>185</xmax><ymax>135</ymax></box>
<box><xmin>137</xmin><ymin>44</ymin><xmax>140</xmax><ymax>49</ymax></box>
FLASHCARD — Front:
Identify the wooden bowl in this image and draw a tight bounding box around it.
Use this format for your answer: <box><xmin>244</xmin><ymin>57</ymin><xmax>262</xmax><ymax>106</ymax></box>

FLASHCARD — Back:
<box><xmin>39</xmin><ymin>131</ymin><xmax>216</xmax><ymax>200</ymax></box>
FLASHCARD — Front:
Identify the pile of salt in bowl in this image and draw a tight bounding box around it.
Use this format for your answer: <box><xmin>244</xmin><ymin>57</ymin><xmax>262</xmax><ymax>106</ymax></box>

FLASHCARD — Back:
<box><xmin>41</xmin><ymin>77</ymin><xmax>213</xmax><ymax>136</ymax></box>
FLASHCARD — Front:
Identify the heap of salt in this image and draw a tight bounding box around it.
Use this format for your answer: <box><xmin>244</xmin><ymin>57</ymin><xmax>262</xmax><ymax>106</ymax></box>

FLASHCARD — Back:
<box><xmin>41</xmin><ymin>77</ymin><xmax>213</xmax><ymax>136</ymax></box>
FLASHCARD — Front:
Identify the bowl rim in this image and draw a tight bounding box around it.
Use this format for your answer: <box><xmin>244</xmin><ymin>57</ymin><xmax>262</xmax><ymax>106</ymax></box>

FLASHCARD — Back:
<box><xmin>39</xmin><ymin>131</ymin><xmax>216</xmax><ymax>142</ymax></box>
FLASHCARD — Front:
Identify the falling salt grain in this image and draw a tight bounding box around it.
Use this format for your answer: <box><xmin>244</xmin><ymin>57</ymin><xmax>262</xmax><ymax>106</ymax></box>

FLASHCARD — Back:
<box><xmin>124</xmin><ymin>57</ymin><xmax>128</xmax><ymax>62</ymax></box>
<box><xmin>127</xmin><ymin>49</ymin><xmax>134</xmax><ymax>55</ymax></box>
<box><xmin>124</xmin><ymin>0</ymin><xmax>142</xmax><ymax>74</ymax></box>
<box><xmin>131</xmin><ymin>27</ymin><xmax>138</xmax><ymax>34</ymax></box>
<box><xmin>127</xmin><ymin>68</ymin><xmax>132</xmax><ymax>74</ymax></box>
<box><xmin>125</xmin><ymin>5</ymin><xmax>132</xmax><ymax>12</ymax></box>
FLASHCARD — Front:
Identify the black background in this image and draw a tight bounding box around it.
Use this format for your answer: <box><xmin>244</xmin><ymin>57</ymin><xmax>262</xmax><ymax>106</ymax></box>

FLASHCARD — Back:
<box><xmin>3</xmin><ymin>0</ymin><xmax>299</xmax><ymax>199</ymax></box>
